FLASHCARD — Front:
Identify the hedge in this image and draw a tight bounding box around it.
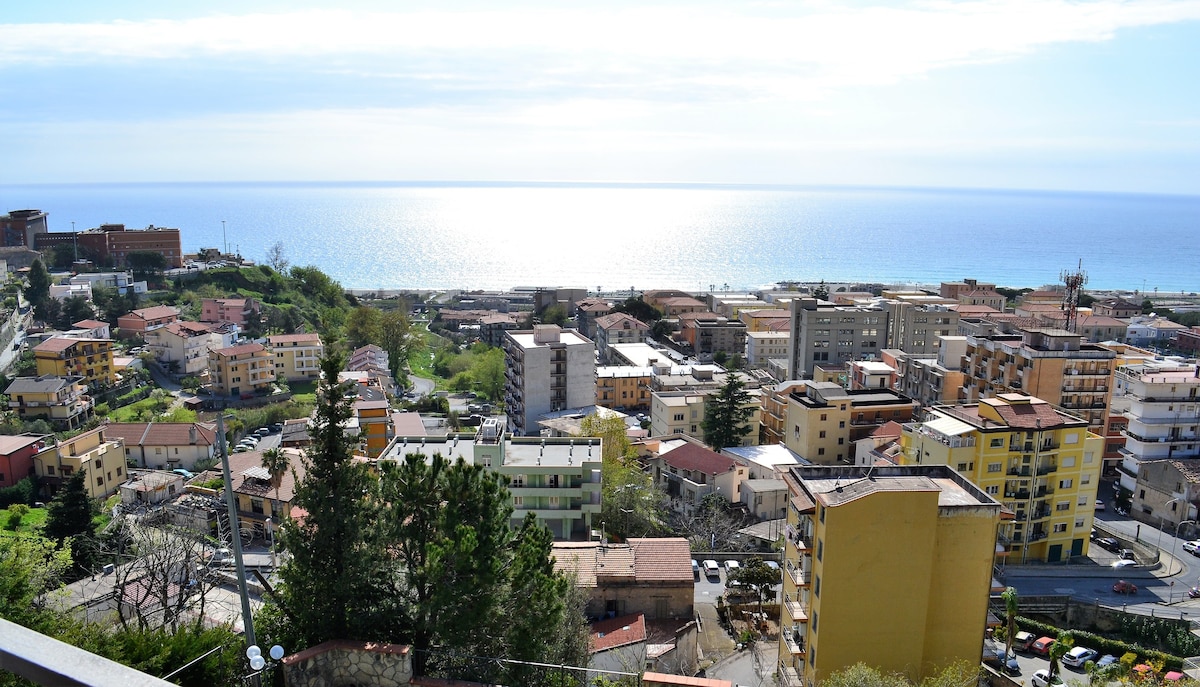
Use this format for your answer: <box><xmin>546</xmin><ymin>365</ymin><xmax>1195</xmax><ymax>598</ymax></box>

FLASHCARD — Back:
<box><xmin>1015</xmin><ymin>615</ymin><xmax>1185</xmax><ymax>671</ymax></box>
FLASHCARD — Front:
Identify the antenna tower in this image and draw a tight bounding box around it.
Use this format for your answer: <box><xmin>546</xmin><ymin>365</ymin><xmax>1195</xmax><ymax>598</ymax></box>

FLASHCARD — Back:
<box><xmin>1060</xmin><ymin>259</ymin><xmax>1088</xmax><ymax>333</ymax></box>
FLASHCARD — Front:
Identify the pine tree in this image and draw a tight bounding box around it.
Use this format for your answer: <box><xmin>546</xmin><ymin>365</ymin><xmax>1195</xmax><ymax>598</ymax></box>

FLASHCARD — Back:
<box><xmin>701</xmin><ymin>374</ymin><xmax>754</xmax><ymax>449</ymax></box>
<box><xmin>272</xmin><ymin>352</ymin><xmax>382</xmax><ymax>648</ymax></box>
<box><xmin>42</xmin><ymin>470</ymin><xmax>100</xmax><ymax>574</ymax></box>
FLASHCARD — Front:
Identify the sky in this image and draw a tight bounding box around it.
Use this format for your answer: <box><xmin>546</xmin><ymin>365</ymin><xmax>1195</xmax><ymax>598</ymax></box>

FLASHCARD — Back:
<box><xmin>2</xmin><ymin>1</ymin><xmax>1199</xmax><ymax>193</ymax></box>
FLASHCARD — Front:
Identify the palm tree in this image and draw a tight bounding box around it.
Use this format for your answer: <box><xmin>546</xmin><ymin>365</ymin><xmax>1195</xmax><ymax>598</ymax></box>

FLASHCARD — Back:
<box><xmin>1002</xmin><ymin>586</ymin><xmax>1019</xmax><ymax>659</ymax></box>
<box><xmin>260</xmin><ymin>448</ymin><xmax>289</xmax><ymax>518</ymax></box>
<box><xmin>1048</xmin><ymin>631</ymin><xmax>1074</xmax><ymax>682</ymax></box>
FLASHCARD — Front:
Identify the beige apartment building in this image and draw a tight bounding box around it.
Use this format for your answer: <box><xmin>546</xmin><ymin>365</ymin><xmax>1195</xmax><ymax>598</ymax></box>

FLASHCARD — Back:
<box><xmin>746</xmin><ymin>330</ymin><xmax>791</xmax><ymax>370</ymax></box>
<box><xmin>4</xmin><ymin>375</ymin><xmax>94</xmax><ymax>431</ymax></box>
<box><xmin>145</xmin><ymin>321</ymin><xmax>238</xmax><ymax>376</ymax></box>
<box><xmin>208</xmin><ymin>342</ymin><xmax>276</xmax><ymax>397</ymax></box>
<box><xmin>267</xmin><ymin>333</ymin><xmax>324</xmax><ymax>382</ymax></box>
<box><xmin>33</xmin><ymin>426</ymin><xmax>126</xmax><ymax>499</ymax></box>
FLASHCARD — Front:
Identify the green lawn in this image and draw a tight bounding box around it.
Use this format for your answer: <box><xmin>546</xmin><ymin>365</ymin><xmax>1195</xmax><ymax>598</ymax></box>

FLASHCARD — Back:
<box><xmin>109</xmin><ymin>395</ymin><xmax>169</xmax><ymax>422</ymax></box>
<box><xmin>289</xmin><ymin>379</ymin><xmax>318</xmax><ymax>404</ymax></box>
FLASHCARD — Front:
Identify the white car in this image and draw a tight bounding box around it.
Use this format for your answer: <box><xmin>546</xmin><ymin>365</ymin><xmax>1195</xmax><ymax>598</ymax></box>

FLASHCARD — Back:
<box><xmin>1032</xmin><ymin>669</ymin><xmax>1063</xmax><ymax>687</ymax></box>
<box><xmin>1063</xmin><ymin>646</ymin><xmax>1098</xmax><ymax>668</ymax></box>
<box><xmin>702</xmin><ymin>559</ymin><xmax>721</xmax><ymax>579</ymax></box>
<box><xmin>724</xmin><ymin>560</ymin><xmax>741</xmax><ymax>574</ymax></box>
<box><xmin>1183</xmin><ymin>540</ymin><xmax>1200</xmax><ymax>555</ymax></box>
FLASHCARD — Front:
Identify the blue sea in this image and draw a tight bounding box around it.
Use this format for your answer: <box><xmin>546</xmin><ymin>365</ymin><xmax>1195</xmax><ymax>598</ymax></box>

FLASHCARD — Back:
<box><xmin>1</xmin><ymin>181</ymin><xmax>1197</xmax><ymax>293</ymax></box>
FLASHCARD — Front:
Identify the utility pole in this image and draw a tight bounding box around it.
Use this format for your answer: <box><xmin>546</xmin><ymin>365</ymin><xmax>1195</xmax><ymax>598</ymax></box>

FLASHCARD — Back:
<box><xmin>216</xmin><ymin>413</ymin><xmax>258</xmax><ymax>680</ymax></box>
<box><xmin>222</xmin><ymin>220</ymin><xmax>228</xmax><ymax>257</ymax></box>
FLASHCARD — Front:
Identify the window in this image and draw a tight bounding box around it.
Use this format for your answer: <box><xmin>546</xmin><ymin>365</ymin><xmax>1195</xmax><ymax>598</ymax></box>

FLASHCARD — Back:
<box><xmin>815</xmin><ymin>576</ymin><xmax>821</xmax><ymax>597</ymax></box>
<box><xmin>819</xmin><ymin>431</ymin><xmax>826</xmax><ymax>438</ymax></box>
<box><xmin>252</xmin><ymin>498</ymin><xmax>265</xmax><ymax>514</ymax></box>
<box><xmin>674</xmin><ymin>413</ymin><xmax>684</xmax><ymax>422</ymax></box>
<box><xmin>987</xmin><ymin>463</ymin><xmax>1002</xmax><ymax>473</ymax></box>
<box><xmin>1059</xmin><ymin>479</ymin><xmax>1073</xmax><ymax>489</ymax></box>
<box><xmin>46</xmin><ymin>466</ymin><xmax>55</xmax><ymax>475</ymax></box>
<box><xmin>990</xmin><ymin>438</ymin><xmax>1004</xmax><ymax>448</ymax></box>
<box><xmin>818</xmin><ymin>448</ymin><xmax>825</xmax><ymax>456</ymax></box>
<box><xmin>1076</xmin><ymin>517</ymin><xmax>1086</xmax><ymax>528</ymax></box>
<box><xmin>817</xmin><ymin>539</ymin><xmax>823</xmax><ymax>561</ymax></box>
<box><xmin>513</xmin><ymin>496</ymin><xmax>523</xmax><ymax>506</ymax></box>
<box><xmin>511</xmin><ymin>475</ymin><xmax>525</xmax><ymax>488</ymax></box>
<box><xmin>548</xmin><ymin>475</ymin><xmax>559</xmax><ymax>487</ymax></box>
<box><xmin>96</xmin><ymin>477</ymin><xmax>103</xmax><ymax>486</ymax></box>
<box><xmin>957</xmin><ymin>463</ymin><xmax>968</xmax><ymax>472</ymax></box>
<box><xmin>155</xmin><ymin>448</ymin><xmax>162</xmax><ymax>455</ymax></box>
<box><xmin>549</xmin><ymin>496</ymin><xmax>560</xmax><ymax>508</ymax></box>
<box><xmin>985</xmin><ymin>485</ymin><xmax>999</xmax><ymax>495</ymax></box>
<box><xmin>838</xmin><ymin>438</ymin><xmax>844</xmax><ymax>445</ymax></box>
<box><xmin>820</xmin><ymin>413</ymin><xmax>827</xmax><ymax>421</ymax></box>
<box><xmin>839</xmin><ymin>421</ymin><xmax>845</xmax><ymax>429</ymax></box>
<box><xmin>1081</xmin><ymin>474</ymin><xmax>1091</xmax><ymax>485</ymax></box>
<box><xmin>1078</xmin><ymin>496</ymin><xmax>1088</xmax><ymax>506</ymax></box>
<box><xmin>1056</xmin><ymin>502</ymin><xmax>1070</xmax><ymax>512</ymax></box>
<box><xmin>1061</xmin><ymin>456</ymin><xmax>1075</xmax><ymax>468</ymax></box>
<box><xmin>1053</xmin><ymin>523</ymin><xmax>1067</xmax><ymax>533</ymax></box>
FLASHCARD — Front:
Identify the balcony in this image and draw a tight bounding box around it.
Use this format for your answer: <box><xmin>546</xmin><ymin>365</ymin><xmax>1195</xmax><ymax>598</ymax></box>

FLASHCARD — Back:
<box><xmin>784</xmin><ymin>597</ymin><xmax>809</xmax><ymax>622</ymax></box>
<box><xmin>779</xmin><ymin>662</ymin><xmax>804</xmax><ymax>687</ymax></box>
<box><xmin>782</xmin><ymin>630</ymin><xmax>806</xmax><ymax>656</ymax></box>
<box><xmin>1004</xmin><ymin>490</ymin><xmax>1031</xmax><ymax>500</ymax></box>
<box><xmin>1035</xmin><ymin>486</ymin><xmax>1054</xmax><ymax>497</ymax></box>
<box><xmin>786</xmin><ymin>562</ymin><xmax>808</xmax><ymax>586</ymax></box>
<box><xmin>1028</xmin><ymin>531</ymin><xmax>1048</xmax><ymax>542</ymax></box>
<box><xmin>1036</xmin><ymin>463</ymin><xmax>1057</xmax><ymax>476</ymax></box>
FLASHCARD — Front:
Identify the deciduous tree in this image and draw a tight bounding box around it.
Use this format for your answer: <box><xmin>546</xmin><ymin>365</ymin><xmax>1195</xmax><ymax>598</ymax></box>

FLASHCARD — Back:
<box><xmin>729</xmin><ymin>556</ymin><xmax>781</xmax><ymax>618</ymax></box>
<box><xmin>579</xmin><ymin>412</ymin><xmax>665</xmax><ymax>539</ymax></box>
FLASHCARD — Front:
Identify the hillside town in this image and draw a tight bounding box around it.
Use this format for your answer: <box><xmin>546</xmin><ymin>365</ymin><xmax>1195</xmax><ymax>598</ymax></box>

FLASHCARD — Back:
<box><xmin>8</xmin><ymin>209</ymin><xmax>1200</xmax><ymax>687</ymax></box>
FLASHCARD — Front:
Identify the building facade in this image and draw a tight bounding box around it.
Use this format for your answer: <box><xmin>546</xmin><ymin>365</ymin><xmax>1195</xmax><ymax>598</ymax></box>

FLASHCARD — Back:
<box><xmin>4</xmin><ymin>375</ymin><xmax>94</xmax><ymax>430</ymax></box>
<box><xmin>267</xmin><ymin>333</ymin><xmax>324</xmax><ymax>382</ymax></box>
<box><xmin>104</xmin><ymin>422</ymin><xmax>219</xmax><ymax>471</ymax></box>
<box><xmin>901</xmin><ymin>394</ymin><xmax>1102</xmax><ymax>563</ymax></box>
<box><xmin>503</xmin><ymin>325</ymin><xmax>596</xmax><ymax>436</ymax></box>
<box><xmin>789</xmin><ymin>298</ymin><xmax>888</xmax><ymax>380</ymax></box>
<box><xmin>145</xmin><ymin>321</ymin><xmax>238</xmax><ymax>377</ymax></box>
<box><xmin>207</xmin><ymin>342</ymin><xmax>275</xmax><ymax>397</ymax></box>
<box><xmin>782</xmin><ymin>382</ymin><xmax>918</xmax><ymax>465</ymax></box>
<box><xmin>33</xmin><ymin>426</ymin><xmax>126</xmax><ymax>499</ymax></box>
<box><xmin>33</xmin><ymin>337</ymin><xmax>116</xmax><ymax>387</ymax></box>
<box><xmin>778</xmin><ymin>465</ymin><xmax>1000</xmax><ymax>687</ymax></box>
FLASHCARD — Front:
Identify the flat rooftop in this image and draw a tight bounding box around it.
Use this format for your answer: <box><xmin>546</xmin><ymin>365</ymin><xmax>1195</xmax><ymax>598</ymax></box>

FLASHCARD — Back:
<box><xmin>794</xmin><ymin>465</ymin><xmax>999</xmax><ymax>510</ymax></box>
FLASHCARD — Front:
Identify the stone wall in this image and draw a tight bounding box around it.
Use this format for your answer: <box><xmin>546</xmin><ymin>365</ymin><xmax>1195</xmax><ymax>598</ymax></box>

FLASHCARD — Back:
<box><xmin>281</xmin><ymin>640</ymin><xmax>413</xmax><ymax>687</ymax></box>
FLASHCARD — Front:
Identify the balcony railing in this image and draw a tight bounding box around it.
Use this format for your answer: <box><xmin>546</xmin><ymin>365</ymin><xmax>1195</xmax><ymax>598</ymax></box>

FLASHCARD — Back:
<box><xmin>782</xmin><ymin>631</ymin><xmax>806</xmax><ymax>656</ymax></box>
<box><xmin>779</xmin><ymin>662</ymin><xmax>804</xmax><ymax>687</ymax></box>
<box><xmin>784</xmin><ymin>598</ymin><xmax>809</xmax><ymax>623</ymax></box>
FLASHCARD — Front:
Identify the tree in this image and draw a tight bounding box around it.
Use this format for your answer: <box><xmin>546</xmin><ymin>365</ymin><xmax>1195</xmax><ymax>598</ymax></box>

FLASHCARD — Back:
<box><xmin>701</xmin><ymin>374</ymin><xmax>754</xmax><ymax>449</ymax></box>
<box><xmin>0</xmin><ymin>534</ymin><xmax>74</xmax><ymax>629</ymax></box>
<box><xmin>1048</xmin><ymin>631</ymin><xmax>1074</xmax><ymax>682</ymax></box>
<box><xmin>729</xmin><ymin>556</ymin><xmax>781</xmax><ymax>619</ymax></box>
<box><xmin>57</xmin><ymin>294</ymin><xmax>95</xmax><ymax>330</ymax></box>
<box><xmin>261</xmin><ymin>447</ymin><xmax>289</xmax><ymax>512</ymax></box>
<box><xmin>821</xmin><ymin>661</ymin><xmax>979</xmax><ymax>687</ymax></box>
<box><xmin>813</xmin><ymin>280</ymin><xmax>829</xmax><ymax>300</ymax></box>
<box><xmin>344</xmin><ymin>306</ymin><xmax>383</xmax><ymax>349</ymax></box>
<box><xmin>24</xmin><ymin>258</ymin><xmax>51</xmax><ymax>313</ymax></box>
<box><xmin>270</xmin><ymin>352</ymin><xmax>382</xmax><ymax>649</ymax></box>
<box><xmin>472</xmin><ymin>347</ymin><xmax>505</xmax><ymax>401</ymax></box>
<box><xmin>43</xmin><ymin>471</ymin><xmax>100</xmax><ymax>574</ymax></box>
<box><xmin>612</xmin><ymin>296</ymin><xmax>661</xmax><ymax>323</ymax></box>
<box><xmin>1001</xmin><ymin>586</ymin><xmax>1019</xmax><ymax>660</ymax></box>
<box><xmin>675</xmin><ymin>491</ymin><xmax>744</xmax><ymax>551</ymax></box>
<box><xmin>266</xmin><ymin>240</ymin><xmax>290</xmax><ymax>273</ymax></box>
<box><xmin>107</xmin><ymin>520</ymin><xmax>215</xmax><ymax>633</ymax></box>
<box><xmin>580</xmin><ymin>412</ymin><xmax>665</xmax><ymax>539</ymax></box>
<box><xmin>126</xmin><ymin>251</ymin><xmax>167</xmax><ymax>280</ymax></box>
<box><xmin>540</xmin><ymin>304</ymin><xmax>567</xmax><ymax>326</ymax></box>
<box><xmin>379</xmin><ymin>309</ymin><xmax>415</xmax><ymax>382</ymax></box>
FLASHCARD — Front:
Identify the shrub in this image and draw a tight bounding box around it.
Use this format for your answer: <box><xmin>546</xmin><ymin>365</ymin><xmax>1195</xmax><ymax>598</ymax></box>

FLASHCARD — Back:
<box><xmin>1017</xmin><ymin>616</ymin><xmax>1185</xmax><ymax>671</ymax></box>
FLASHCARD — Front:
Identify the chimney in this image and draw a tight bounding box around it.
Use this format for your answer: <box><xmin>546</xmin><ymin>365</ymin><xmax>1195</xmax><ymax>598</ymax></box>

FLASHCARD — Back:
<box><xmin>189</xmin><ymin>426</ymin><xmax>197</xmax><ymax>444</ymax></box>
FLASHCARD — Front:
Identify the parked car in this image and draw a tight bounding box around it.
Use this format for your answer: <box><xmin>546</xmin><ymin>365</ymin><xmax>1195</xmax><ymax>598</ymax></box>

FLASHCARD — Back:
<box><xmin>1183</xmin><ymin>540</ymin><xmax>1200</xmax><ymax>555</ymax></box>
<box><xmin>1096</xmin><ymin>655</ymin><xmax>1118</xmax><ymax>668</ymax></box>
<box><xmin>1095</xmin><ymin>500</ymin><xmax>1106</xmax><ymax>511</ymax></box>
<box><xmin>724</xmin><ymin>560</ymin><xmax>741</xmax><ymax>574</ymax></box>
<box><xmin>702</xmin><ymin>559</ymin><xmax>720</xmax><ymax>579</ymax></box>
<box><xmin>1095</xmin><ymin>537</ymin><xmax>1121</xmax><ymax>552</ymax></box>
<box><xmin>1113</xmin><ymin>580</ymin><xmax>1138</xmax><ymax>594</ymax></box>
<box><xmin>1119</xmin><ymin>549</ymin><xmax>1137</xmax><ymax>561</ymax></box>
<box><xmin>993</xmin><ymin>649</ymin><xmax>1020</xmax><ymax>675</ymax></box>
<box><xmin>1032</xmin><ymin>669</ymin><xmax>1063</xmax><ymax>687</ymax></box>
<box><xmin>171</xmin><ymin>468</ymin><xmax>194</xmax><ymax>479</ymax></box>
<box><xmin>1112</xmin><ymin>559</ymin><xmax>1137</xmax><ymax>569</ymax></box>
<box><xmin>764</xmin><ymin>560</ymin><xmax>781</xmax><ymax>572</ymax></box>
<box><xmin>254</xmin><ymin>427</ymin><xmax>270</xmax><ymax>437</ymax></box>
<box><xmin>692</xmin><ymin>559</ymin><xmax>700</xmax><ymax>579</ymax></box>
<box><xmin>1063</xmin><ymin>647</ymin><xmax>1098</xmax><ymax>669</ymax></box>
<box><xmin>1189</xmin><ymin>587</ymin><xmax>1200</xmax><ymax>599</ymax></box>
<box><xmin>1012</xmin><ymin>631</ymin><xmax>1036</xmax><ymax>652</ymax></box>
<box><xmin>1032</xmin><ymin>636</ymin><xmax>1056</xmax><ymax>655</ymax></box>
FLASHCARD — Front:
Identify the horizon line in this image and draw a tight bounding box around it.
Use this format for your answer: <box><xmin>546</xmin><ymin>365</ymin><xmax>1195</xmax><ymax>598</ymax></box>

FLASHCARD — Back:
<box><xmin>2</xmin><ymin>179</ymin><xmax>1198</xmax><ymax>201</ymax></box>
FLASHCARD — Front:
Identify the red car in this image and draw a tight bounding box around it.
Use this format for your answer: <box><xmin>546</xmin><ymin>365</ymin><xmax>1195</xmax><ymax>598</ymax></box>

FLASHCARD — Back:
<box><xmin>1113</xmin><ymin>580</ymin><xmax>1138</xmax><ymax>594</ymax></box>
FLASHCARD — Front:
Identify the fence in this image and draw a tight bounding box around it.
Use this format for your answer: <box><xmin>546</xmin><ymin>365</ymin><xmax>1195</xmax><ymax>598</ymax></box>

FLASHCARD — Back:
<box><xmin>411</xmin><ymin>648</ymin><xmax>641</xmax><ymax>686</ymax></box>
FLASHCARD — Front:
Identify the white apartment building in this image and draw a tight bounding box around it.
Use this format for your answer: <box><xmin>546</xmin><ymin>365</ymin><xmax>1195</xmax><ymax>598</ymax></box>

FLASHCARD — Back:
<box><xmin>747</xmin><ymin>330</ymin><xmax>791</xmax><ymax>369</ymax></box>
<box><xmin>504</xmin><ymin>325</ymin><xmax>596</xmax><ymax>436</ymax></box>
<box><xmin>379</xmin><ymin>419</ymin><xmax>602</xmax><ymax>540</ymax></box>
<box><xmin>1114</xmin><ymin>362</ymin><xmax>1200</xmax><ymax>493</ymax></box>
<box><xmin>145</xmin><ymin>321</ymin><xmax>238</xmax><ymax>376</ymax></box>
<box><xmin>267</xmin><ymin>333</ymin><xmax>324</xmax><ymax>382</ymax></box>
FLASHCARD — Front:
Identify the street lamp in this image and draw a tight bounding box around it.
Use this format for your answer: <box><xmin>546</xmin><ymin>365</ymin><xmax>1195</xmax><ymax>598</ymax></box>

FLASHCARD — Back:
<box><xmin>1171</xmin><ymin>519</ymin><xmax>1197</xmax><ymax>576</ymax></box>
<box><xmin>265</xmin><ymin>517</ymin><xmax>278</xmax><ymax>570</ymax></box>
<box><xmin>221</xmin><ymin>220</ymin><xmax>227</xmax><ymax>257</ymax></box>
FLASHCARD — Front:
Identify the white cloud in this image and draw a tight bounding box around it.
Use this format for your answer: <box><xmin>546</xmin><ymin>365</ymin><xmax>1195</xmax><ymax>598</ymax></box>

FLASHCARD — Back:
<box><xmin>3</xmin><ymin>1</ymin><xmax>1199</xmax><ymax>99</ymax></box>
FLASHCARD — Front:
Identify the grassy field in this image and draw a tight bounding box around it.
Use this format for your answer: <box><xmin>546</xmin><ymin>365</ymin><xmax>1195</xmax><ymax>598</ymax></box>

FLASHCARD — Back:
<box><xmin>289</xmin><ymin>379</ymin><xmax>318</xmax><ymax>404</ymax></box>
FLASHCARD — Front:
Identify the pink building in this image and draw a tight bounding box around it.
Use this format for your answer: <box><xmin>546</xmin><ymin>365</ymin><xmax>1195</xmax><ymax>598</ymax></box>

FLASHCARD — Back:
<box><xmin>0</xmin><ymin>434</ymin><xmax>48</xmax><ymax>489</ymax></box>
<box><xmin>200</xmin><ymin>297</ymin><xmax>260</xmax><ymax>326</ymax></box>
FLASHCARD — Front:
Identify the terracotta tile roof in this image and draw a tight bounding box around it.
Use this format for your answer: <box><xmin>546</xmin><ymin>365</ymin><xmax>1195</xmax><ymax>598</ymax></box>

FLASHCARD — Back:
<box><xmin>227</xmin><ymin>447</ymin><xmax>306</xmax><ymax>503</ymax></box>
<box><xmin>268</xmin><ymin>333</ymin><xmax>322</xmax><ymax>345</ymax></box>
<box><xmin>212</xmin><ymin>342</ymin><xmax>267</xmax><ymax>357</ymax></box>
<box><xmin>72</xmin><ymin>319</ymin><xmax>109</xmax><ymax>329</ymax></box>
<box><xmin>746</xmin><ymin>308</ymin><xmax>790</xmax><ymax>319</ymax></box>
<box><xmin>590</xmin><ymin>614</ymin><xmax>647</xmax><ymax>653</ymax></box>
<box><xmin>627</xmin><ymin>537</ymin><xmax>692</xmax><ymax>582</ymax></box>
<box><xmin>595</xmin><ymin>312</ymin><xmax>650</xmax><ymax>330</ymax></box>
<box><xmin>33</xmin><ymin>337</ymin><xmax>81</xmax><ymax>352</ymax></box>
<box><xmin>577</xmin><ymin>299</ymin><xmax>614</xmax><ymax>313</ymax></box>
<box><xmin>872</xmin><ymin>421</ymin><xmax>905</xmax><ymax>438</ymax></box>
<box><xmin>551</xmin><ymin>542</ymin><xmax>635</xmax><ymax>587</ymax></box>
<box><xmin>677</xmin><ymin>311</ymin><xmax>722</xmax><ymax>322</ymax></box>
<box><xmin>162</xmin><ymin>321</ymin><xmax>218</xmax><ymax>337</ymax></box>
<box><xmin>981</xmin><ymin>395</ymin><xmax>1067</xmax><ymax>429</ymax></box>
<box><xmin>0</xmin><ymin>434</ymin><xmax>48</xmax><ymax>455</ymax></box>
<box><xmin>660</xmin><ymin>442</ymin><xmax>736</xmax><ymax>476</ymax></box>
<box><xmin>660</xmin><ymin>297</ymin><xmax>706</xmax><ymax>307</ymax></box>
<box><xmin>103</xmin><ymin>422</ymin><xmax>218</xmax><ymax>447</ymax></box>
<box><xmin>127</xmin><ymin>305</ymin><xmax>180</xmax><ymax>321</ymax></box>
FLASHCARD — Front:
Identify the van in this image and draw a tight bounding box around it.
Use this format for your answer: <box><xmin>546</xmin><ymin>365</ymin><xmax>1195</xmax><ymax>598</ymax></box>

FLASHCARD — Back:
<box><xmin>1013</xmin><ymin>631</ymin><xmax>1036</xmax><ymax>652</ymax></box>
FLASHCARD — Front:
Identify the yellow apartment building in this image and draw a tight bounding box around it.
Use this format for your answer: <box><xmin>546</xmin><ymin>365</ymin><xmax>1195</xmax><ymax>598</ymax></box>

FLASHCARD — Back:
<box><xmin>595</xmin><ymin>366</ymin><xmax>652</xmax><ymax>411</ymax></box>
<box><xmin>355</xmin><ymin>399</ymin><xmax>392</xmax><ymax>458</ymax></box>
<box><xmin>783</xmin><ymin>382</ymin><xmax>917</xmax><ymax>465</ymax></box>
<box><xmin>778</xmin><ymin>465</ymin><xmax>1000</xmax><ymax>687</ymax></box>
<box><xmin>33</xmin><ymin>426</ymin><xmax>126</xmax><ymax>499</ymax></box>
<box><xmin>4</xmin><ymin>375</ymin><xmax>94</xmax><ymax>431</ymax></box>
<box><xmin>901</xmin><ymin>393</ymin><xmax>1102</xmax><ymax>563</ymax></box>
<box><xmin>267</xmin><ymin>333</ymin><xmax>324</xmax><ymax>382</ymax></box>
<box><xmin>208</xmin><ymin>342</ymin><xmax>275</xmax><ymax>397</ymax></box>
<box><xmin>33</xmin><ymin>337</ymin><xmax>116</xmax><ymax>386</ymax></box>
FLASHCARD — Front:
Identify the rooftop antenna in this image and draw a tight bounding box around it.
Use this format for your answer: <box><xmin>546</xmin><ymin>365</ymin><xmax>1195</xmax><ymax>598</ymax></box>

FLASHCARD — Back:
<box><xmin>1060</xmin><ymin>259</ymin><xmax>1088</xmax><ymax>333</ymax></box>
